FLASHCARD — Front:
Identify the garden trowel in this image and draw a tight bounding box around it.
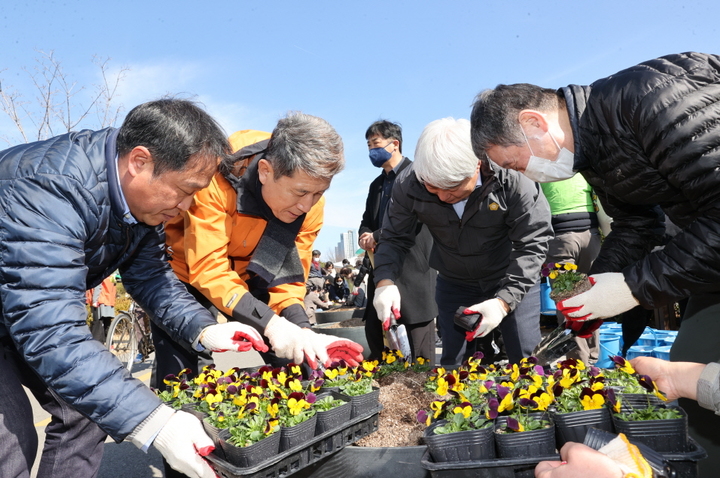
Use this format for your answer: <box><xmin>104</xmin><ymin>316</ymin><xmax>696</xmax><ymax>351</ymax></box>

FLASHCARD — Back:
<box><xmin>385</xmin><ymin>310</ymin><xmax>412</xmax><ymax>359</ymax></box>
<box><xmin>532</xmin><ymin>325</ymin><xmax>579</xmax><ymax>365</ymax></box>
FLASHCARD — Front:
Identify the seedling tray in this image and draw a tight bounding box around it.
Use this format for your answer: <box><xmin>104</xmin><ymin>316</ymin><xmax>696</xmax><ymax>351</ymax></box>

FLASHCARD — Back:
<box><xmin>207</xmin><ymin>405</ymin><xmax>381</xmax><ymax>478</ymax></box>
<box><xmin>420</xmin><ymin>449</ymin><xmax>560</xmax><ymax>478</ymax></box>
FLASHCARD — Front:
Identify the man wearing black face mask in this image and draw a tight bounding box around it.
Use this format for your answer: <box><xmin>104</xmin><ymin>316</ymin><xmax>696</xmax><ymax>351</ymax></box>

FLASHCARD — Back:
<box><xmin>359</xmin><ymin>120</ymin><xmax>437</xmax><ymax>362</ymax></box>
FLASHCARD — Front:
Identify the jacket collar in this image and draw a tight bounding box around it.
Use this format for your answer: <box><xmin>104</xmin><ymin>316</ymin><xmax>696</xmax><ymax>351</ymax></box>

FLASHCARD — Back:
<box><xmin>559</xmin><ymin>84</ymin><xmax>591</xmax><ymax>172</ymax></box>
<box><xmin>104</xmin><ymin>128</ymin><xmax>132</xmax><ymax>223</ymax></box>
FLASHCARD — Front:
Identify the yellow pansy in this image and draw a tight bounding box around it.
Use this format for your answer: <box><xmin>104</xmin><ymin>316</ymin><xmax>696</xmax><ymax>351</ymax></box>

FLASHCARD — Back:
<box><xmin>453</xmin><ymin>404</ymin><xmax>472</xmax><ymax>419</ymax></box>
<box><xmin>581</xmin><ymin>393</ymin><xmax>605</xmax><ymax>410</ymax></box>
<box><xmin>436</xmin><ymin>377</ymin><xmax>449</xmax><ymax>396</ymax></box>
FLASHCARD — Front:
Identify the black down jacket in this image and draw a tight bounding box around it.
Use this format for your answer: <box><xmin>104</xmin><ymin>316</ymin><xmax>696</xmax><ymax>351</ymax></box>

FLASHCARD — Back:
<box><xmin>0</xmin><ymin>128</ymin><xmax>216</xmax><ymax>441</ymax></box>
<box><xmin>563</xmin><ymin>52</ymin><xmax>720</xmax><ymax>308</ymax></box>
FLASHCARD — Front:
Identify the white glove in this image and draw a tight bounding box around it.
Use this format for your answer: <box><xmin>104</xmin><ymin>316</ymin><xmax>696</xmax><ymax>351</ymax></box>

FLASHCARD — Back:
<box><xmin>264</xmin><ymin>315</ymin><xmax>320</xmax><ymax>368</ymax></box>
<box><xmin>557</xmin><ymin>272</ymin><xmax>640</xmax><ymax>321</ymax></box>
<box><xmin>200</xmin><ymin>322</ymin><xmax>269</xmax><ymax>353</ymax></box>
<box><xmin>153</xmin><ymin>409</ymin><xmax>217</xmax><ymax>478</ymax></box>
<box><xmin>300</xmin><ymin>328</ymin><xmax>331</xmax><ymax>367</ymax></box>
<box><xmin>465</xmin><ymin>298</ymin><xmax>508</xmax><ymax>340</ymax></box>
<box><xmin>373</xmin><ymin>284</ymin><xmax>401</xmax><ymax>330</ymax></box>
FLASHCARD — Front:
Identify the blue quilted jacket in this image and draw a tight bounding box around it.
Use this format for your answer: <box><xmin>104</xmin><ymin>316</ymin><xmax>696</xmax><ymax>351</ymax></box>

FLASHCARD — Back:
<box><xmin>0</xmin><ymin>128</ymin><xmax>216</xmax><ymax>441</ymax></box>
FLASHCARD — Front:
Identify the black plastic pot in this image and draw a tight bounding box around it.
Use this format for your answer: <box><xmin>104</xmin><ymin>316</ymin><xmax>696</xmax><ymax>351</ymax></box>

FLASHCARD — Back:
<box><xmin>315</xmin><ymin>307</ymin><xmax>366</xmax><ymax>324</ymax></box>
<box><xmin>347</xmin><ymin>387</ymin><xmax>380</xmax><ymax>419</ymax></box>
<box><xmin>612</xmin><ymin>406</ymin><xmax>688</xmax><ymax>453</ymax></box>
<box><xmin>551</xmin><ymin>407</ymin><xmax>613</xmax><ymax>448</ymax></box>
<box><xmin>315</xmin><ymin>393</ymin><xmax>352</xmax><ymax>434</ymax></box>
<box><xmin>181</xmin><ymin>403</ymin><xmax>208</xmax><ymax>421</ymax></box>
<box><xmin>219</xmin><ymin>430</ymin><xmax>281</xmax><ymax>469</ymax></box>
<box><xmin>313</xmin><ymin>321</ymin><xmax>371</xmax><ymax>359</ymax></box>
<box><xmin>494</xmin><ymin>415</ymin><xmax>556</xmax><ymax>459</ymax></box>
<box><xmin>617</xmin><ymin>393</ymin><xmax>665</xmax><ymax>413</ymax></box>
<box><xmin>584</xmin><ymin>426</ymin><xmax>707</xmax><ymax>478</ymax></box>
<box><xmin>280</xmin><ymin>414</ymin><xmax>319</xmax><ymax>451</ymax></box>
<box><xmin>423</xmin><ymin>420</ymin><xmax>495</xmax><ymax>462</ymax></box>
<box><xmin>202</xmin><ymin>417</ymin><xmax>228</xmax><ymax>446</ymax></box>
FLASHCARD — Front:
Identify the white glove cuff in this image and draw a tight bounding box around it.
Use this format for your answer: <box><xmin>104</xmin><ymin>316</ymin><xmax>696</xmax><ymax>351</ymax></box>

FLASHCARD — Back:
<box><xmin>489</xmin><ymin>298</ymin><xmax>509</xmax><ymax>319</ymax></box>
<box><xmin>615</xmin><ymin>280</ymin><xmax>641</xmax><ymax>311</ymax></box>
<box><xmin>128</xmin><ymin>404</ymin><xmax>176</xmax><ymax>451</ymax></box>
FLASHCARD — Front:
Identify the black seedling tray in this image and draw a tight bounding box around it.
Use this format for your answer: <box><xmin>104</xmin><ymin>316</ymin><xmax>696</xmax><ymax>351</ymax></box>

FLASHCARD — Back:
<box><xmin>207</xmin><ymin>405</ymin><xmax>381</xmax><ymax>478</ymax></box>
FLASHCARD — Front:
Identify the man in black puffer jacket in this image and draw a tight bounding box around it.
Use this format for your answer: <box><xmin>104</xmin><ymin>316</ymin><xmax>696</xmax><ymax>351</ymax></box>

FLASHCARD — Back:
<box><xmin>0</xmin><ymin>99</ymin><xmax>268</xmax><ymax>478</ymax></box>
<box><xmin>470</xmin><ymin>52</ymin><xmax>720</xmax><ymax>476</ymax></box>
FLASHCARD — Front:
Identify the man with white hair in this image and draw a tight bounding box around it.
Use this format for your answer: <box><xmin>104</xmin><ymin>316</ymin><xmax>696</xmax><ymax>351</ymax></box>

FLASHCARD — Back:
<box><xmin>372</xmin><ymin>118</ymin><xmax>552</xmax><ymax>365</ymax></box>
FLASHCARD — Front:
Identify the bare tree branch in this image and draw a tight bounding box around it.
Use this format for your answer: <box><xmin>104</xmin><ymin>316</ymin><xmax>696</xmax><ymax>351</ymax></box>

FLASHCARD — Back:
<box><xmin>0</xmin><ymin>51</ymin><xmax>128</xmax><ymax>145</ymax></box>
<box><xmin>0</xmin><ymin>75</ymin><xmax>30</xmax><ymax>143</ymax></box>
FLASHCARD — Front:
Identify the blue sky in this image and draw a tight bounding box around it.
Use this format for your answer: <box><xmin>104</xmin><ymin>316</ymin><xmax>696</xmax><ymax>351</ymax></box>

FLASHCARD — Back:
<box><xmin>2</xmin><ymin>1</ymin><xmax>719</xmax><ymax>257</ymax></box>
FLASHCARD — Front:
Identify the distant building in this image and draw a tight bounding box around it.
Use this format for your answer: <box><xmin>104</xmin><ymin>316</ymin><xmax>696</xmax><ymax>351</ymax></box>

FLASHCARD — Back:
<box><xmin>337</xmin><ymin>230</ymin><xmax>356</xmax><ymax>261</ymax></box>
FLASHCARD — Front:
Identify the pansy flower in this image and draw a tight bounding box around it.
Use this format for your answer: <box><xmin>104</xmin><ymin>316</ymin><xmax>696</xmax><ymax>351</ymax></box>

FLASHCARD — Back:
<box><xmin>452</xmin><ymin>402</ymin><xmax>473</xmax><ymax>419</ymax></box>
<box><xmin>417</xmin><ymin>409</ymin><xmax>431</xmax><ymax>426</ymax></box>
<box><xmin>638</xmin><ymin>374</ymin><xmax>668</xmax><ymax>401</ymax></box>
<box><xmin>505</xmin><ymin>416</ymin><xmax>524</xmax><ymax>432</ymax></box>
<box><xmin>579</xmin><ymin>387</ymin><xmax>605</xmax><ymax>410</ymax></box>
<box><xmin>611</xmin><ymin>356</ymin><xmax>635</xmax><ymax>374</ymax></box>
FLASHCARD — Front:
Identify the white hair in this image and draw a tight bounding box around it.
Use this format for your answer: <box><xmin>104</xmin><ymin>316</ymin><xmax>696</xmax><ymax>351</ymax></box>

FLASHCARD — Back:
<box><xmin>413</xmin><ymin>117</ymin><xmax>480</xmax><ymax>189</ymax></box>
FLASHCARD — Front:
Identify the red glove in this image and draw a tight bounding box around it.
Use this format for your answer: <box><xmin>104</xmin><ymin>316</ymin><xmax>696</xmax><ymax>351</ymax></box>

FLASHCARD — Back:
<box><xmin>383</xmin><ymin>307</ymin><xmax>402</xmax><ymax>332</ymax></box>
<box><xmin>230</xmin><ymin>329</ymin><xmax>269</xmax><ymax>353</ymax></box>
<box><xmin>565</xmin><ymin>318</ymin><xmax>603</xmax><ymax>339</ymax></box>
<box><xmin>326</xmin><ymin>340</ymin><xmax>365</xmax><ymax>367</ymax></box>
<box><xmin>302</xmin><ymin>330</ymin><xmax>364</xmax><ymax>368</ymax></box>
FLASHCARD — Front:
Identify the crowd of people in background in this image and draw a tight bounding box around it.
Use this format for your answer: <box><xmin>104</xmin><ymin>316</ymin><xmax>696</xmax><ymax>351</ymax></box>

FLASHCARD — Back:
<box><xmin>303</xmin><ymin>251</ymin><xmax>368</xmax><ymax>324</ymax></box>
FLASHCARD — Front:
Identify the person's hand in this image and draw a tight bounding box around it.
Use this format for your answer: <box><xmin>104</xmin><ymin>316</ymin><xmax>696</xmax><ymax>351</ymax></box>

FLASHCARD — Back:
<box><xmin>631</xmin><ymin>356</ymin><xmax>706</xmax><ymax>402</ymax></box>
<box><xmin>373</xmin><ymin>283</ymin><xmax>401</xmax><ymax>331</ymax></box>
<box><xmin>199</xmin><ymin>322</ymin><xmax>269</xmax><ymax>353</ymax></box>
<box><xmin>557</xmin><ymin>273</ymin><xmax>639</xmax><ymax>321</ymax></box>
<box><xmin>153</xmin><ymin>410</ymin><xmax>218</xmax><ymax>478</ymax></box>
<box><xmin>535</xmin><ymin>442</ymin><xmax>623</xmax><ymax>478</ymax></box>
<box><xmin>359</xmin><ymin>232</ymin><xmax>377</xmax><ymax>251</ymax></box>
<box><xmin>264</xmin><ymin>315</ymin><xmax>321</xmax><ymax>368</ymax></box>
<box><xmin>464</xmin><ymin>298</ymin><xmax>508</xmax><ymax>340</ymax></box>
<box><xmin>302</xmin><ymin>329</ymin><xmax>365</xmax><ymax>367</ymax></box>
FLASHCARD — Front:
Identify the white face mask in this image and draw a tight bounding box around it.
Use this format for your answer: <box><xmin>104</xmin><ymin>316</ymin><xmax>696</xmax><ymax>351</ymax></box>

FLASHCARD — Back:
<box><xmin>520</xmin><ymin>127</ymin><xmax>575</xmax><ymax>183</ymax></box>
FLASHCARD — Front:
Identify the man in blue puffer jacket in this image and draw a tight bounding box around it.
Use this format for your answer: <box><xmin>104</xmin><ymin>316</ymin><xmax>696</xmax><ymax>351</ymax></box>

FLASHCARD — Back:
<box><xmin>0</xmin><ymin>98</ymin><xmax>269</xmax><ymax>478</ymax></box>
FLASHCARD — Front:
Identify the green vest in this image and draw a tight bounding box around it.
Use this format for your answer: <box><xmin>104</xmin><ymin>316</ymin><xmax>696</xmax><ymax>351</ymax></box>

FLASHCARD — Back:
<box><xmin>540</xmin><ymin>174</ymin><xmax>594</xmax><ymax>216</ymax></box>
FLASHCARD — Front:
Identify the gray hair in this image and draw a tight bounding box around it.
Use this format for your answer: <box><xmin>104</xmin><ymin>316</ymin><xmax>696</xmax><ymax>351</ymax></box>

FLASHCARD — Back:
<box><xmin>470</xmin><ymin>84</ymin><xmax>560</xmax><ymax>158</ymax></box>
<box><xmin>266</xmin><ymin>112</ymin><xmax>344</xmax><ymax>180</ymax></box>
<box><xmin>414</xmin><ymin>117</ymin><xmax>480</xmax><ymax>189</ymax></box>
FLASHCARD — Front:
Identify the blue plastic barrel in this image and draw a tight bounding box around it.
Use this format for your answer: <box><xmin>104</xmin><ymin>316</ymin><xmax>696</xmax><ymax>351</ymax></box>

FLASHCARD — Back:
<box><xmin>540</xmin><ymin>279</ymin><xmax>557</xmax><ymax>315</ymax></box>
<box><xmin>626</xmin><ymin>345</ymin><xmax>655</xmax><ymax>360</ymax></box>
<box><xmin>653</xmin><ymin>345</ymin><xmax>671</xmax><ymax>361</ymax></box>
<box><xmin>636</xmin><ymin>333</ymin><xmax>658</xmax><ymax>347</ymax></box>
<box><xmin>597</xmin><ymin>332</ymin><xmax>622</xmax><ymax>368</ymax></box>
